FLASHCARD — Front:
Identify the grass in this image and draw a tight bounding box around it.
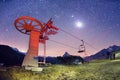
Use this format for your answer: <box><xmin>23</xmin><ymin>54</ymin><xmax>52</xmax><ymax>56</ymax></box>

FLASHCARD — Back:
<box><xmin>0</xmin><ymin>59</ymin><xmax>120</xmax><ymax>80</ymax></box>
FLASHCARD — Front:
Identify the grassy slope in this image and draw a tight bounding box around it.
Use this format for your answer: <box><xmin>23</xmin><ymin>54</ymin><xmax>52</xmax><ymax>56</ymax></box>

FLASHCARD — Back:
<box><xmin>0</xmin><ymin>59</ymin><xmax>120</xmax><ymax>80</ymax></box>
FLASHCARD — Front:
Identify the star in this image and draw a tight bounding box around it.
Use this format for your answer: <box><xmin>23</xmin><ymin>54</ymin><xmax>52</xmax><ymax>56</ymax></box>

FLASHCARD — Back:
<box><xmin>71</xmin><ymin>14</ymin><xmax>75</xmax><ymax>18</ymax></box>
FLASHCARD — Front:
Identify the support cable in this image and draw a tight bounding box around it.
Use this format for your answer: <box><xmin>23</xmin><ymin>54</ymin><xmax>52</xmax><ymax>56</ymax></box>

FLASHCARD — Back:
<box><xmin>49</xmin><ymin>39</ymin><xmax>78</xmax><ymax>50</ymax></box>
<box><xmin>59</xmin><ymin>28</ymin><xmax>98</xmax><ymax>50</ymax></box>
<box><xmin>49</xmin><ymin>39</ymin><xmax>91</xmax><ymax>54</ymax></box>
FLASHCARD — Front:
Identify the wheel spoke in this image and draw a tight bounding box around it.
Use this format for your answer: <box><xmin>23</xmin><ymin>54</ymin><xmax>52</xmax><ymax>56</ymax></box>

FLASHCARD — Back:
<box><xmin>20</xmin><ymin>29</ymin><xmax>25</xmax><ymax>33</ymax></box>
<box><xmin>17</xmin><ymin>26</ymin><xmax>24</xmax><ymax>28</ymax></box>
<box><xmin>32</xmin><ymin>24</ymin><xmax>40</xmax><ymax>26</ymax></box>
<box><xmin>33</xmin><ymin>24</ymin><xmax>42</xmax><ymax>29</ymax></box>
<box><xmin>34</xmin><ymin>28</ymin><xmax>40</xmax><ymax>31</ymax></box>
<box><xmin>23</xmin><ymin>19</ymin><xmax>27</xmax><ymax>25</ymax></box>
<box><xmin>29</xmin><ymin>20</ymin><xmax>33</xmax><ymax>26</ymax></box>
<box><xmin>25</xmin><ymin>31</ymin><xmax>27</xmax><ymax>34</ymax></box>
<box><xmin>20</xmin><ymin>28</ymin><xmax>25</xmax><ymax>31</ymax></box>
<box><xmin>17</xmin><ymin>22</ymin><xmax>24</xmax><ymax>26</ymax></box>
<box><xmin>21</xmin><ymin>30</ymin><xmax>25</xmax><ymax>33</ymax></box>
<box><xmin>25</xmin><ymin>30</ymin><xmax>29</xmax><ymax>34</ymax></box>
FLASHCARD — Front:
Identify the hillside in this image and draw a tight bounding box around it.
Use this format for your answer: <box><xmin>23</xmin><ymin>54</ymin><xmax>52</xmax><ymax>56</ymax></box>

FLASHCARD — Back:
<box><xmin>0</xmin><ymin>45</ymin><xmax>25</xmax><ymax>66</ymax></box>
<box><xmin>0</xmin><ymin>45</ymin><xmax>84</xmax><ymax>66</ymax></box>
<box><xmin>85</xmin><ymin>45</ymin><xmax>120</xmax><ymax>61</ymax></box>
<box><xmin>0</xmin><ymin>59</ymin><xmax>120</xmax><ymax>80</ymax></box>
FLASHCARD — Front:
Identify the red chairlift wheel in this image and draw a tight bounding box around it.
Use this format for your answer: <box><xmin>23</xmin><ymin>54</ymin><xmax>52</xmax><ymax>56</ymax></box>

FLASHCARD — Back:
<box><xmin>14</xmin><ymin>16</ymin><xmax>43</xmax><ymax>35</ymax></box>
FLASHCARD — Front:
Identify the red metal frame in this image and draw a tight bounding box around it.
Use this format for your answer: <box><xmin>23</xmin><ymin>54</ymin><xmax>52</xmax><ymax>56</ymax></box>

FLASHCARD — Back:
<box><xmin>14</xmin><ymin>16</ymin><xmax>58</xmax><ymax>65</ymax></box>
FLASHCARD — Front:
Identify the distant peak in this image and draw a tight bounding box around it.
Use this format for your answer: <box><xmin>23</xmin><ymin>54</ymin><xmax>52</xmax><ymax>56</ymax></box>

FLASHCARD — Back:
<box><xmin>63</xmin><ymin>52</ymin><xmax>71</xmax><ymax>57</ymax></box>
<box><xmin>12</xmin><ymin>48</ymin><xmax>19</xmax><ymax>52</ymax></box>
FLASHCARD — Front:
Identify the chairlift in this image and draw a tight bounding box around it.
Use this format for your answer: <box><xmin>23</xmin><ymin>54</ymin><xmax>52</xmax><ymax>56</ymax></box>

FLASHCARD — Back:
<box><xmin>78</xmin><ymin>40</ymin><xmax>85</xmax><ymax>53</ymax></box>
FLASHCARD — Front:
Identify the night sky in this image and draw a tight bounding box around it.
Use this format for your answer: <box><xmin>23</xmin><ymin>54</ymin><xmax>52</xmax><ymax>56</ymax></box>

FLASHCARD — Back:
<box><xmin>0</xmin><ymin>0</ymin><xmax>120</xmax><ymax>57</ymax></box>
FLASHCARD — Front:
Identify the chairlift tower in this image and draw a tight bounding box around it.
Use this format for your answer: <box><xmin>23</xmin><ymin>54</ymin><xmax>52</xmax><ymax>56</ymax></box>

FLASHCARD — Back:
<box><xmin>14</xmin><ymin>16</ymin><xmax>58</xmax><ymax>67</ymax></box>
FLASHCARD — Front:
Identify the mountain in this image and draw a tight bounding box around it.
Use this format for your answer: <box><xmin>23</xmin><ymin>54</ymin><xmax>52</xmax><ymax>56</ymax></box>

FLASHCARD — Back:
<box><xmin>57</xmin><ymin>52</ymin><xmax>84</xmax><ymax>64</ymax></box>
<box><xmin>12</xmin><ymin>48</ymin><xmax>19</xmax><ymax>52</ymax></box>
<box><xmin>85</xmin><ymin>45</ymin><xmax>120</xmax><ymax>61</ymax></box>
<box><xmin>0</xmin><ymin>44</ymin><xmax>84</xmax><ymax>66</ymax></box>
<box><xmin>63</xmin><ymin>52</ymin><xmax>71</xmax><ymax>57</ymax></box>
<box><xmin>38</xmin><ymin>52</ymin><xmax>84</xmax><ymax>64</ymax></box>
<box><xmin>0</xmin><ymin>45</ymin><xmax>25</xmax><ymax>66</ymax></box>
<box><xmin>38</xmin><ymin>56</ymin><xmax>59</xmax><ymax>64</ymax></box>
<box><xmin>1</xmin><ymin>44</ymin><xmax>119</xmax><ymax>66</ymax></box>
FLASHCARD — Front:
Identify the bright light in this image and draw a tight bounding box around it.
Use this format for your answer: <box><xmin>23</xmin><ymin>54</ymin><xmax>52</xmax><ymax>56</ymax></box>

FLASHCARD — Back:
<box><xmin>75</xmin><ymin>21</ymin><xmax>83</xmax><ymax>28</ymax></box>
<box><xmin>21</xmin><ymin>49</ymin><xmax>26</xmax><ymax>53</ymax></box>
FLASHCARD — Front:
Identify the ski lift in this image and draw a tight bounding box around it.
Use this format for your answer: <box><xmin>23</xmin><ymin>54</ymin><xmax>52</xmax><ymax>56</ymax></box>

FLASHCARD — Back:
<box><xmin>78</xmin><ymin>40</ymin><xmax>85</xmax><ymax>53</ymax></box>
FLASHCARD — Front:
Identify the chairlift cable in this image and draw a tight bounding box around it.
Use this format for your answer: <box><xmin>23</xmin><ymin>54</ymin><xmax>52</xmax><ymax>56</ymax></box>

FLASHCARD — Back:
<box><xmin>49</xmin><ymin>39</ymin><xmax>91</xmax><ymax>55</ymax></box>
<box><xmin>49</xmin><ymin>39</ymin><xmax>78</xmax><ymax>50</ymax></box>
<box><xmin>59</xmin><ymin>28</ymin><xmax>98</xmax><ymax>50</ymax></box>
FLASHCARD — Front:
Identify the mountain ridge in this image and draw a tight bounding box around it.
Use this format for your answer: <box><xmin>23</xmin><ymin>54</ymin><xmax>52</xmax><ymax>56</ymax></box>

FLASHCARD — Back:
<box><xmin>85</xmin><ymin>45</ymin><xmax>120</xmax><ymax>61</ymax></box>
<box><xmin>0</xmin><ymin>45</ymin><xmax>25</xmax><ymax>66</ymax></box>
<box><xmin>0</xmin><ymin>44</ymin><xmax>120</xmax><ymax>66</ymax></box>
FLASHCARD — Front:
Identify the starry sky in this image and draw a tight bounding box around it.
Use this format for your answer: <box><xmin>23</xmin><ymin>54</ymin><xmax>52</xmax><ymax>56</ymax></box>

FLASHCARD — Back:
<box><xmin>0</xmin><ymin>0</ymin><xmax>120</xmax><ymax>57</ymax></box>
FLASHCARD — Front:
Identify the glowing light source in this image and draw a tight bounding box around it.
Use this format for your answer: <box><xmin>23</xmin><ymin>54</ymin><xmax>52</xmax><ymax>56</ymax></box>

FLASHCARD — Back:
<box><xmin>21</xmin><ymin>49</ymin><xmax>26</xmax><ymax>52</ymax></box>
<box><xmin>75</xmin><ymin>21</ymin><xmax>83</xmax><ymax>28</ymax></box>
